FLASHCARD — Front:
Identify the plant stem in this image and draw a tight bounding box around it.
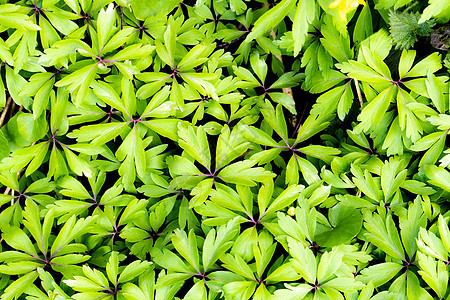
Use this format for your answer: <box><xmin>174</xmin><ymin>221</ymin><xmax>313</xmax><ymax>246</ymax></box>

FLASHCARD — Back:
<box><xmin>3</xmin><ymin>187</ymin><xmax>10</xmax><ymax>196</ymax></box>
<box><xmin>354</xmin><ymin>79</ymin><xmax>363</xmax><ymax>107</ymax></box>
<box><xmin>0</xmin><ymin>96</ymin><xmax>12</xmax><ymax>127</ymax></box>
<box><xmin>269</xmin><ymin>30</ymin><xmax>294</xmax><ymax>106</ymax></box>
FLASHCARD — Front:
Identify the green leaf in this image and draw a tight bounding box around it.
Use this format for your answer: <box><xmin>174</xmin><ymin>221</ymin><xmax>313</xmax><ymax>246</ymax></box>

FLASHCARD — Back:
<box><xmin>231</xmin><ymin>227</ymin><xmax>259</xmax><ymax>261</ymax></box>
<box><xmin>106</xmin><ymin>251</ymin><xmax>119</xmax><ymax>284</ymax></box>
<box><xmin>353</xmin><ymin>5</ymin><xmax>373</xmax><ymax>42</ymax></box>
<box><xmin>45</xmin><ymin>10</ymin><xmax>78</xmax><ymax>36</ymax></box>
<box><xmin>364</xmin><ymin>212</ymin><xmax>406</xmax><ymax>261</ymax></box>
<box><xmin>419</xmin><ymin>0</ymin><xmax>450</xmax><ymax>23</ymax></box>
<box><xmin>400</xmin><ymin>180</ymin><xmax>436</xmax><ymax>196</ymax></box>
<box><xmin>63</xmin><ymin>147</ymin><xmax>92</xmax><ymax>178</ymax></box>
<box><xmin>398</xmin><ymin>49</ymin><xmax>416</xmax><ymax>78</ymax></box>
<box><xmin>221</xmin><ymin>253</ymin><xmax>256</xmax><ymax>280</ymax></box>
<box><xmin>417</xmin><ymin>252</ymin><xmax>448</xmax><ymax>298</ymax></box>
<box><xmin>337</xmin><ymin>60</ymin><xmax>388</xmax><ymax>84</ymax></box>
<box><xmin>5</xmin><ymin>65</ymin><xmax>32</xmax><ymax>107</ymax></box>
<box><xmin>190</xmin><ymin>178</ymin><xmax>213</xmax><ymax>208</ymax></box>
<box><xmin>167</xmin><ymin>155</ymin><xmax>201</xmax><ymax>176</ymax></box>
<box><xmin>118</xmin><ymin>199</ymin><xmax>148</xmax><ymax>226</ymax></box>
<box><xmin>0</xmin><ymin>131</ymin><xmax>9</xmax><ymax>161</ymax></box>
<box><xmin>250</xmin><ymin>52</ymin><xmax>267</xmax><ymax>84</ymax></box>
<box><xmin>17</xmin><ymin>112</ymin><xmax>47</xmax><ymax>142</ymax></box>
<box><xmin>0</xmin><ymin>38</ymin><xmax>14</xmax><ymax>66</ymax></box>
<box><xmin>55</xmin><ymin>63</ymin><xmax>98</xmax><ymax>106</ymax></box>
<box><xmin>337</xmin><ymin>82</ymin><xmax>354</xmax><ymax>120</ymax></box>
<box><xmin>269</xmin><ymin>92</ymin><xmax>297</xmax><ymax>114</ymax></box>
<box><xmin>70</xmin><ymin>122</ymin><xmax>128</xmax><ymax>148</ymax></box>
<box><xmin>90</xmin><ymin>80</ymin><xmax>127</xmax><ymax>114</ymax></box>
<box><xmin>152</xmin><ymin>248</ymin><xmax>192</xmax><ymax>275</ymax></box>
<box><xmin>38</xmin><ymin>39</ymin><xmax>84</xmax><ymax>68</ymax></box>
<box><xmin>2</xmin><ymin>226</ymin><xmax>38</xmax><ymax>256</ymax></box>
<box><xmin>229</xmin><ymin>0</ymin><xmax>247</xmax><ymax>14</ymax></box>
<box><xmin>65</xmin><ymin>265</ymin><xmax>107</xmax><ymax>292</ymax></box>
<box><xmin>404</xmin><ymin>53</ymin><xmax>441</xmax><ymax>78</ymax></box>
<box><xmin>245</xmin><ymin>0</ymin><xmax>296</xmax><ymax>43</ymax></box>
<box><xmin>143</xmin><ymin>119</ymin><xmax>180</xmax><ymax>141</ymax></box>
<box><xmin>357</xmin><ymin>262</ymin><xmax>403</xmax><ymax>287</ymax></box>
<box><xmin>239</xmin><ymin>124</ymin><xmax>278</xmax><ymax>147</ymax></box>
<box><xmin>410</xmin><ymin>131</ymin><xmax>446</xmax><ymax>152</ymax></box>
<box><xmin>269</xmin><ymin>72</ymin><xmax>304</xmax><ymax>90</ymax></box>
<box><xmin>184</xmin><ymin>280</ymin><xmax>207</xmax><ymax>300</ymax></box>
<box><xmin>177</xmin><ymin>42</ymin><xmax>213</xmax><ymax>72</ymax></box>
<box><xmin>357</xmin><ymin>86</ymin><xmax>397</xmax><ymax>133</ymax></box>
<box><xmin>315</xmin><ymin>205</ymin><xmax>363</xmax><ymax>247</ymax></box>
<box><xmin>424</xmin><ymin>165</ymin><xmax>450</xmax><ymax>192</ymax></box>
<box><xmin>50</xmin><ymin>215</ymin><xmax>97</xmax><ymax>256</ymax></box>
<box><xmin>288</xmin><ymin>237</ymin><xmax>316</xmax><ymax>284</ymax></box>
<box><xmin>97</xmin><ymin>3</ymin><xmax>115</xmax><ymax>49</ymax></box>
<box><xmin>261</xmin><ymin>102</ymin><xmax>289</xmax><ymax>142</ymax></box>
<box><xmin>177</xmin><ymin>123</ymin><xmax>211</xmax><ymax>170</ymax></box>
<box><xmin>278</xmin><ymin>207</ymin><xmax>315</xmax><ymax>242</ymax></box>
<box><xmin>297</xmin><ymin>145</ymin><xmax>340</xmax><ymax>164</ymax></box>
<box><xmin>323</xmin><ymin>276</ymin><xmax>365</xmax><ymax>293</ymax></box>
<box><xmin>292</xmin><ymin>0</ymin><xmax>315</xmax><ymax>56</ymax></box>
<box><xmin>118</xmin><ymin>260</ymin><xmax>152</xmax><ymax>283</ymax></box>
<box><xmin>215</xmin><ymin>124</ymin><xmax>249</xmax><ymax>169</ymax></box>
<box><xmin>272</xmin><ymin>283</ymin><xmax>312</xmax><ymax>299</ymax></box>
<box><xmin>1</xmin><ymin>271</ymin><xmax>39</xmax><ymax>300</ymax></box>
<box><xmin>428</xmin><ymin>114</ymin><xmax>450</xmax><ymax>130</ymax></box>
<box><xmin>180</xmin><ymin>72</ymin><xmax>218</xmax><ymax>101</ymax></box>
<box><xmin>286</xmin><ymin>155</ymin><xmax>299</xmax><ymax>186</ymax></box>
<box><xmin>399</xmin><ymin>200</ymin><xmax>423</xmax><ymax>258</ymax></box>
<box><xmin>294</xmin><ymin>113</ymin><xmax>331</xmax><ymax>145</ymax></box>
<box><xmin>233</xmin><ymin>66</ymin><xmax>260</xmax><ymax>88</ymax></box>
<box><xmin>111</xmin><ymin>43</ymin><xmax>155</xmax><ymax>61</ymax></box>
<box><xmin>171</xmin><ymin>229</ymin><xmax>200</xmax><ymax>271</ymax></box>
<box><xmin>297</xmin><ymin>156</ymin><xmax>321</xmax><ymax>184</ymax></box>
<box><xmin>0</xmin><ymin>4</ymin><xmax>41</xmax><ymax>30</ymax></box>
<box><xmin>155</xmin><ymin>272</ymin><xmax>192</xmax><ymax>289</ymax></box>
<box><xmin>381</xmin><ymin>158</ymin><xmax>408</xmax><ymax>201</ymax></box>
<box><xmin>425</xmin><ymin>70</ymin><xmax>446</xmax><ymax>113</ymax></box>
<box><xmin>317</xmin><ymin>249</ymin><xmax>343</xmax><ymax>283</ymax></box>
<box><xmin>131</xmin><ymin>0</ymin><xmax>182</xmax><ymax>20</ymax></box>
<box><xmin>202</xmin><ymin>217</ymin><xmax>239</xmax><ymax>272</ymax></box>
<box><xmin>222</xmin><ymin>280</ymin><xmax>257</xmax><ymax>299</ymax></box>
<box><xmin>218</xmin><ymin>160</ymin><xmax>276</xmax><ymax>186</ymax></box>
<box><xmin>264</xmin><ymin>184</ymin><xmax>303</xmax><ymax>216</ymax></box>
<box><xmin>418</xmin><ymin>132</ymin><xmax>446</xmax><ymax>167</ymax></box>
<box><xmin>438</xmin><ymin>215</ymin><xmax>450</xmax><ymax>254</ymax></box>
<box><xmin>265</xmin><ymin>262</ymin><xmax>300</xmax><ymax>282</ymax></box>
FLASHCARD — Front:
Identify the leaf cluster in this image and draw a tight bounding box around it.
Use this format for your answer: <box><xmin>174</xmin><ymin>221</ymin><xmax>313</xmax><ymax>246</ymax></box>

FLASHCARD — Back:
<box><xmin>0</xmin><ymin>0</ymin><xmax>449</xmax><ymax>299</ymax></box>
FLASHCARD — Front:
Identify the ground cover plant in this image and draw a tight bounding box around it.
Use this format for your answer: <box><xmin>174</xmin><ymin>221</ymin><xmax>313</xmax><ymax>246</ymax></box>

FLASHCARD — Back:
<box><xmin>0</xmin><ymin>0</ymin><xmax>450</xmax><ymax>298</ymax></box>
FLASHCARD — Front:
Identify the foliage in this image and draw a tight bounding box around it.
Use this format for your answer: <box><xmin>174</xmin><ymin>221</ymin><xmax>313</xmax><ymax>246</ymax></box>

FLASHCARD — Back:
<box><xmin>389</xmin><ymin>9</ymin><xmax>435</xmax><ymax>50</ymax></box>
<box><xmin>0</xmin><ymin>0</ymin><xmax>450</xmax><ymax>299</ymax></box>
